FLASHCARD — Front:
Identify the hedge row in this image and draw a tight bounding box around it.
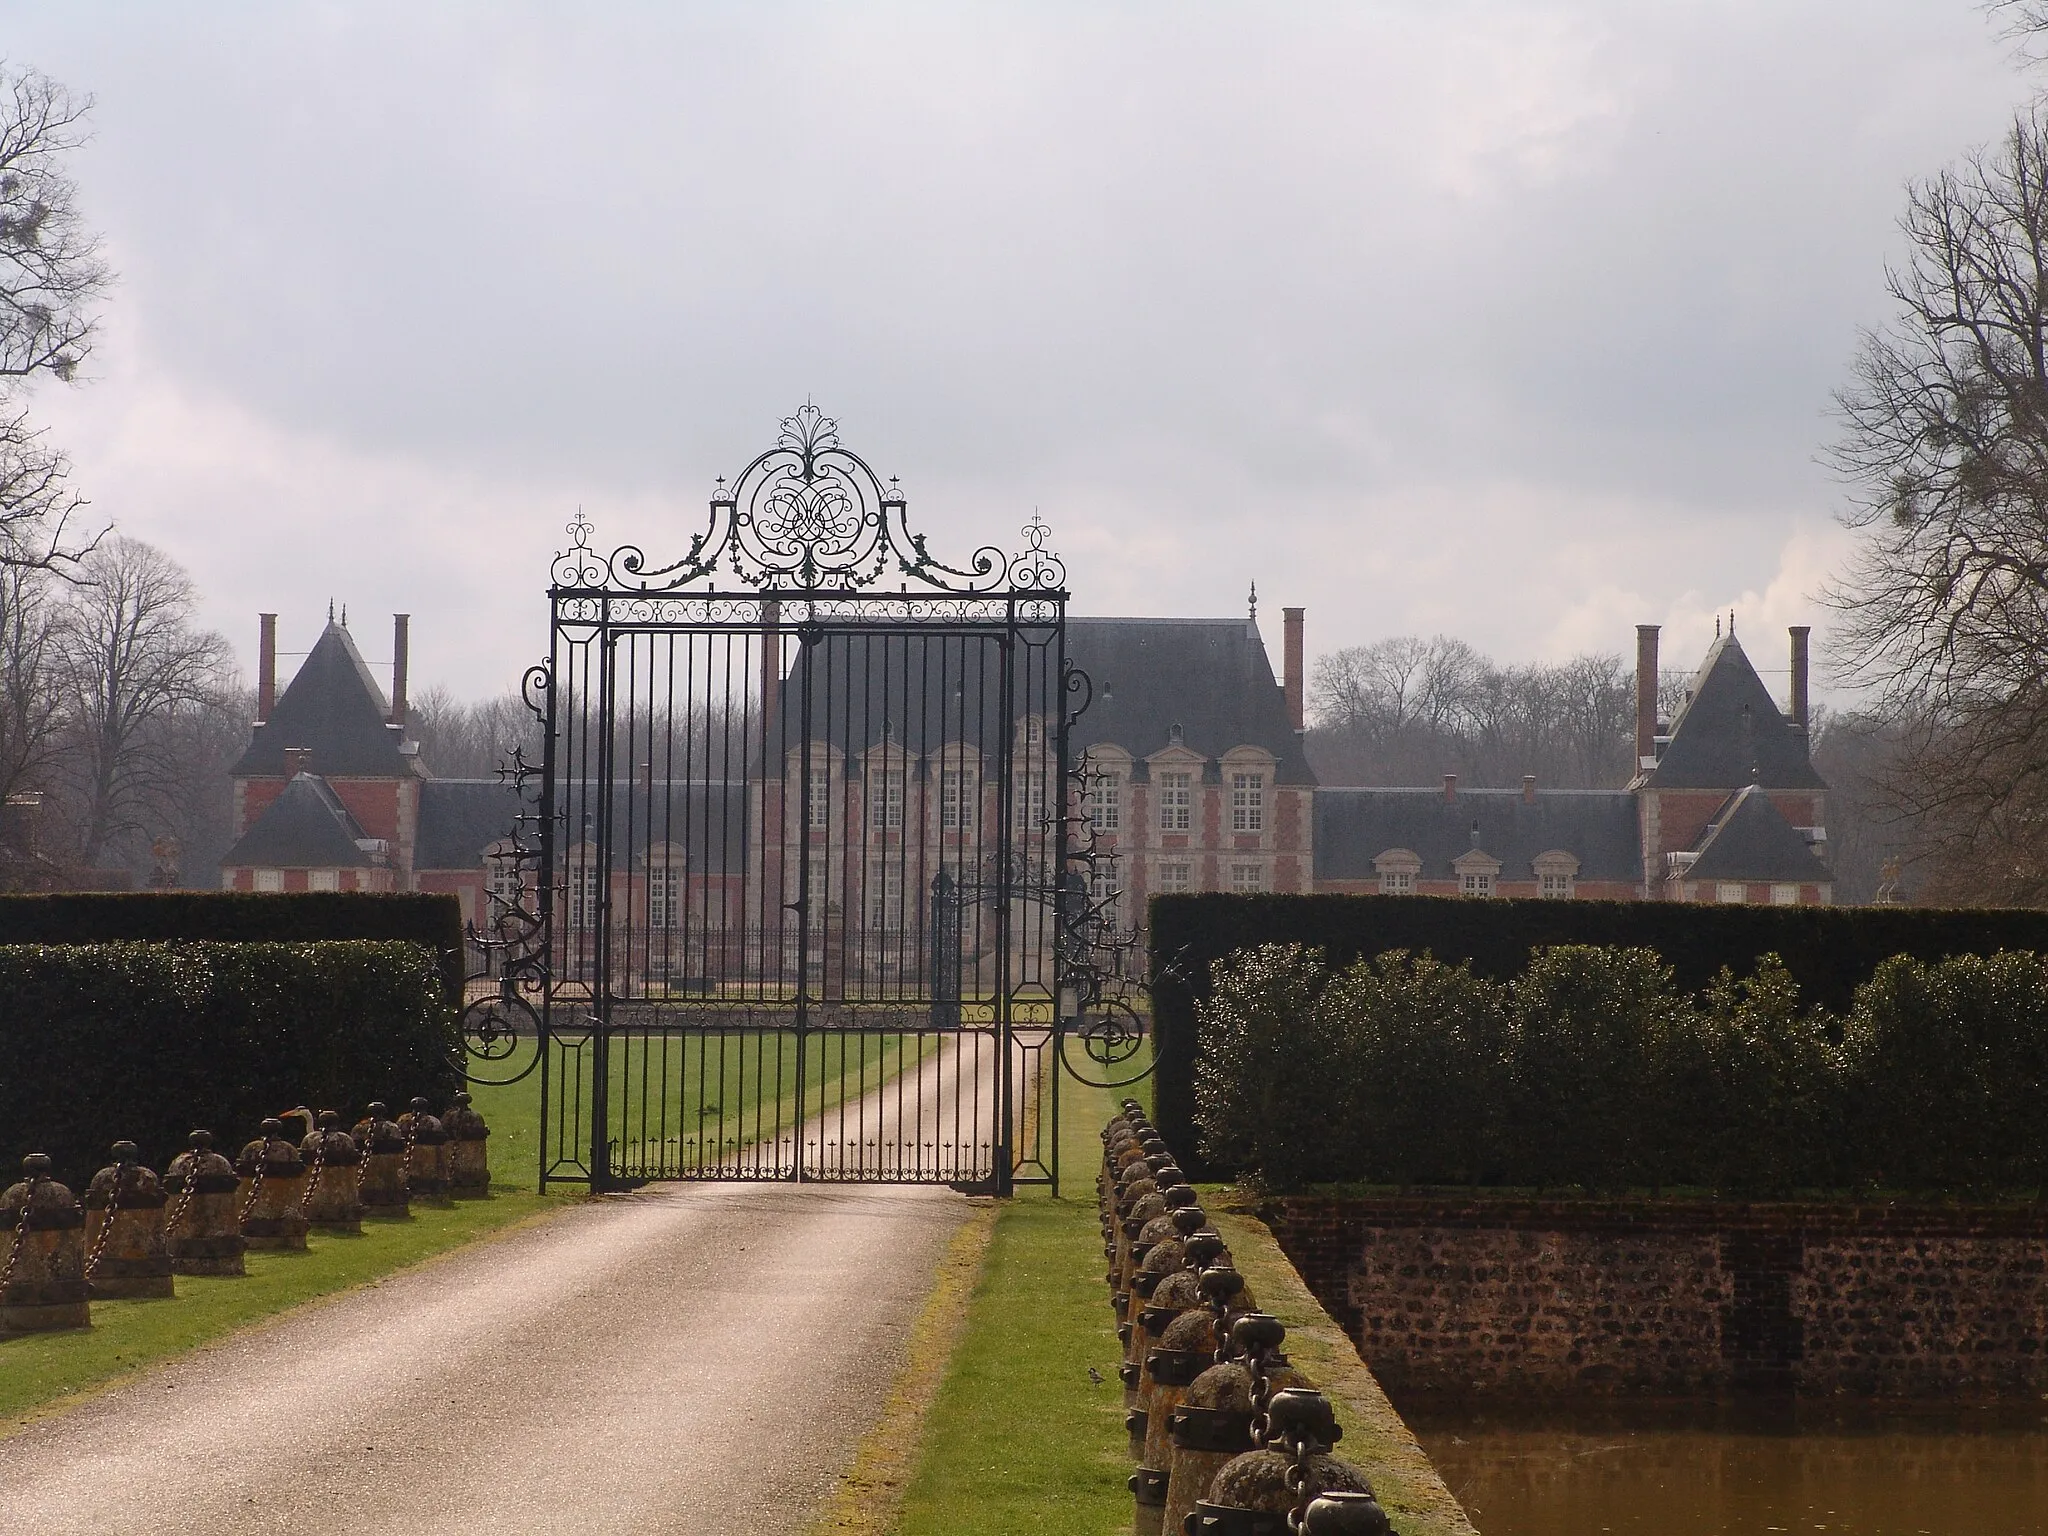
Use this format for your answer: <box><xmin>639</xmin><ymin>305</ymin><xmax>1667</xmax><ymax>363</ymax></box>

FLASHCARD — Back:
<box><xmin>0</xmin><ymin>892</ymin><xmax>468</xmax><ymax>1000</ymax></box>
<box><xmin>1195</xmin><ymin>944</ymin><xmax>2048</xmax><ymax>1196</ymax></box>
<box><xmin>0</xmin><ymin>942</ymin><xmax>458</xmax><ymax>1190</ymax></box>
<box><xmin>1148</xmin><ymin>893</ymin><xmax>2048</xmax><ymax>1172</ymax></box>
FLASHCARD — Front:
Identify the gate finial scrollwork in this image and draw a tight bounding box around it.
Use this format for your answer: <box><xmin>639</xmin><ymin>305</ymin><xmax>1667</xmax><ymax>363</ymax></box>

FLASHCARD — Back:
<box><xmin>593</xmin><ymin>403</ymin><xmax>1065</xmax><ymax>596</ymax></box>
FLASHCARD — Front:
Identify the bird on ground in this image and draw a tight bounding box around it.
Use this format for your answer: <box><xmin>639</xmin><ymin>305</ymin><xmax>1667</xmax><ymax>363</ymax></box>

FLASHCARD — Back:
<box><xmin>1087</xmin><ymin>1366</ymin><xmax>1104</xmax><ymax>1386</ymax></box>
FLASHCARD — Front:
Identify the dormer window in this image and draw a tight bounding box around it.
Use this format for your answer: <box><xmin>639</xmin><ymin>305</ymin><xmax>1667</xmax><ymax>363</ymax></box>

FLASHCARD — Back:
<box><xmin>1460</xmin><ymin>870</ymin><xmax>1494</xmax><ymax>898</ymax></box>
<box><xmin>1452</xmin><ymin>847</ymin><xmax>1502</xmax><ymax>899</ymax></box>
<box><xmin>1532</xmin><ymin>850</ymin><xmax>1580</xmax><ymax>901</ymax></box>
<box><xmin>1372</xmin><ymin>848</ymin><xmax>1422</xmax><ymax>897</ymax></box>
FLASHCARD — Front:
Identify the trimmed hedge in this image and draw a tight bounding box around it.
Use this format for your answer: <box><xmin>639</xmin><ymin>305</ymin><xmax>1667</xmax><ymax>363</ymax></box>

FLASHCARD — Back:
<box><xmin>0</xmin><ymin>892</ymin><xmax>467</xmax><ymax>1000</ymax></box>
<box><xmin>0</xmin><ymin>942</ymin><xmax>457</xmax><ymax>1189</ymax></box>
<box><xmin>1149</xmin><ymin>893</ymin><xmax>2048</xmax><ymax>1174</ymax></box>
<box><xmin>1195</xmin><ymin>944</ymin><xmax>2048</xmax><ymax>1196</ymax></box>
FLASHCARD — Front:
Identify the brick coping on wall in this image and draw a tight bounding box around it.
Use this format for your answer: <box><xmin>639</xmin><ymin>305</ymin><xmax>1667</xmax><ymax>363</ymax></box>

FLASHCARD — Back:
<box><xmin>1261</xmin><ymin>1192</ymin><xmax>2048</xmax><ymax>1240</ymax></box>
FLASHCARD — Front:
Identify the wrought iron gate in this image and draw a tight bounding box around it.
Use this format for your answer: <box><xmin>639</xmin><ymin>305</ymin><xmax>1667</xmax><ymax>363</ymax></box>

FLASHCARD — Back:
<box><xmin>493</xmin><ymin>405</ymin><xmax>1099</xmax><ymax>1192</ymax></box>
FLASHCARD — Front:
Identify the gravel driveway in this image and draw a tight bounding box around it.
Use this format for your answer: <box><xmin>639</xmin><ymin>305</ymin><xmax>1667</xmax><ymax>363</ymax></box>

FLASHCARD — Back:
<box><xmin>1</xmin><ymin>1180</ymin><xmax>972</xmax><ymax>1534</ymax></box>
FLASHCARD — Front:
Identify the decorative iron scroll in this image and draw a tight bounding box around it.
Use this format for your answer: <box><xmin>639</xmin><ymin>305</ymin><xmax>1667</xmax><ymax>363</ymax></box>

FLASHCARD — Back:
<box><xmin>549</xmin><ymin>403</ymin><xmax>1066</xmax><ymax>596</ymax></box>
<box><xmin>450</xmin><ymin>663</ymin><xmax>552</xmax><ymax>1088</ymax></box>
<box><xmin>1056</xmin><ymin>660</ymin><xmax>1159</xmax><ymax>1090</ymax></box>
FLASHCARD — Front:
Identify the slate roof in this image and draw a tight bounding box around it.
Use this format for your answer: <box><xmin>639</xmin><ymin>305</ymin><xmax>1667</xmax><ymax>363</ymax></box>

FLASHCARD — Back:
<box><xmin>763</xmin><ymin>617</ymin><xmax>1311</xmax><ymax>786</ymax></box>
<box><xmin>219</xmin><ymin>775</ymin><xmax>375</xmax><ymax>869</ymax></box>
<box><xmin>415</xmin><ymin>778</ymin><xmax>749</xmax><ymax>874</ymax></box>
<box><xmin>230</xmin><ymin>621</ymin><xmax>415</xmax><ymax>779</ymax></box>
<box><xmin>1315</xmin><ymin>787</ymin><xmax>1642</xmax><ymax>885</ymax></box>
<box><xmin>1682</xmin><ymin>785</ymin><xmax>1833</xmax><ymax>884</ymax></box>
<box><xmin>1641</xmin><ymin>633</ymin><xmax>1824</xmax><ymax>791</ymax></box>
<box><xmin>1068</xmin><ymin>618</ymin><xmax>1314</xmax><ymax>785</ymax></box>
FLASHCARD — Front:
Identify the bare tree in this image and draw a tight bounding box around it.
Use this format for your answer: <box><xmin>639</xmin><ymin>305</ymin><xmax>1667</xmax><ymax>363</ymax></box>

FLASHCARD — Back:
<box><xmin>54</xmin><ymin>537</ymin><xmax>231</xmax><ymax>868</ymax></box>
<box><xmin>407</xmin><ymin>685</ymin><xmax>537</xmax><ymax>778</ymax></box>
<box><xmin>0</xmin><ymin>64</ymin><xmax>108</xmax><ymax>570</ymax></box>
<box><xmin>0</xmin><ymin>561</ymin><xmax>62</xmax><ymax>801</ymax></box>
<box><xmin>1824</xmin><ymin>106</ymin><xmax>2048</xmax><ymax>898</ymax></box>
<box><xmin>1307</xmin><ymin>635</ymin><xmax>1635</xmax><ymax>789</ymax></box>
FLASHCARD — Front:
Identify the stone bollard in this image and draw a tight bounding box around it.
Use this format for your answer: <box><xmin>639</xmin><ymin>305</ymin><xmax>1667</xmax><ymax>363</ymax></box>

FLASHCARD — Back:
<box><xmin>1300</xmin><ymin>1491</ymin><xmax>1394</xmax><ymax>1535</ymax></box>
<box><xmin>237</xmin><ymin>1119</ymin><xmax>310</xmax><ymax>1250</ymax></box>
<box><xmin>352</xmin><ymin>1103</ymin><xmax>411</xmax><ymax>1219</ymax></box>
<box><xmin>399</xmin><ymin>1097</ymin><xmax>453</xmax><ymax>1206</ymax></box>
<box><xmin>1122</xmin><ymin>1232</ymin><xmax>1189</xmax><ymax>1415</ymax></box>
<box><xmin>443</xmin><ymin>1091</ymin><xmax>492</xmax><ymax>1198</ymax></box>
<box><xmin>1133</xmin><ymin>1304</ymin><xmax>1217</xmax><ymax>1536</ymax></box>
<box><xmin>83</xmin><ymin>1142</ymin><xmax>174</xmax><ymax>1299</ymax></box>
<box><xmin>301</xmin><ymin>1111</ymin><xmax>364</xmax><ymax>1232</ymax></box>
<box><xmin>1129</xmin><ymin>1267</ymin><xmax>1203</xmax><ymax>1462</ymax></box>
<box><xmin>1163</xmin><ymin>1301</ymin><xmax>1285</xmax><ymax>1535</ymax></box>
<box><xmin>1</xmin><ymin>1154</ymin><xmax>90</xmax><ymax>1332</ymax></box>
<box><xmin>165</xmin><ymin>1131</ymin><xmax>247</xmax><ymax>1276</ymax></box>
<box><xmin>1188</xmin><ymin>1389</ymin><xmax>1376</xmax><ymax>1533</ymax></box>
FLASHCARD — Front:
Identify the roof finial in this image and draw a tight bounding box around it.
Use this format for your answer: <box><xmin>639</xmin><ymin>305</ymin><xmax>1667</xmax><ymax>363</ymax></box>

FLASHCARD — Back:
<box><xmin>1729</xmin><ymin>608</ymin><xmax>1736</xmax><ymax>636</ymax></box>
<box><xmin>1715</xmin><ymin>614</ymin><xmax>1720</xmax><ymax>639</ymax></box>
<box><xmin>328</xmin><ymin>598</ymin><xmax>335</xmax><ymax>624</ymax></box>
<box><xmin>341</xmin><ymin>603</ymin><xmax>348</xmax><ymax>628</ymax></box>
<box><xmin>1248</xmin><ymin>581</ymin><xmax>1258</xmax><ymax>624</ymax></box>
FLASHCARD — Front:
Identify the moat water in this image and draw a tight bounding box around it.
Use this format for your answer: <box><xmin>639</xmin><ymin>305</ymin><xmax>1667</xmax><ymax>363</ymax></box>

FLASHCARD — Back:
<box><xmin>1403</xmin><ymin>1397</ymin><xmax>2048</xmax><ymax>1536</ymax></box>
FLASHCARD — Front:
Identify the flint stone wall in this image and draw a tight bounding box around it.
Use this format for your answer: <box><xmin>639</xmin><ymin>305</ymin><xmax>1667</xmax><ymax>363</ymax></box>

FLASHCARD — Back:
<box><xmin>1260</xmin><ymin>1196</ymin><xmax>2048</xmax><ymax>1399</ymax></box>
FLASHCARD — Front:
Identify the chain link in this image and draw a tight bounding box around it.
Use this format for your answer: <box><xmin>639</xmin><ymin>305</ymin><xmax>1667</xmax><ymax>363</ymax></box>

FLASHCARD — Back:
<box><xmin>355</xmin><ymin>1114</ymin><xmax>374</xmax><ymax>1197</ymax></box>
<box><xmin>0</xmin><ymin>1168</ymin><xmax>37</xmax><ymax>1293</ymax></box>
<box><xmin>161</xmin><ymin>1158</ymin><xmax>199</xmax><ymax>1252</ymax></box>
<box><xmin>400</xmin><ymin>1111</ymin><xmax>418</xmax><ymax>1194</ymax></box>
<box><xmin>238</xmin><ymin>1139</ymin><xmax>268</xmax><ymax>1225</ymax></box>
<box><xmin>83</xmin><ymin>1156</ymin><xmax>127</xmax><ymax>1283</ymax></box>
<box><xmin>298</xmin><ymin>1132</ymin><xmax>328</xmax><ymax>1218</ymax></box>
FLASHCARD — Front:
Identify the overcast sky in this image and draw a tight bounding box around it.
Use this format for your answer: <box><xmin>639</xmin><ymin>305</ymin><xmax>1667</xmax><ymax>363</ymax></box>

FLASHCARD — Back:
<box><xmin>4</xmin><ymin>2</ymin><xmax>2031</xmax><ymax>704</ymax></box>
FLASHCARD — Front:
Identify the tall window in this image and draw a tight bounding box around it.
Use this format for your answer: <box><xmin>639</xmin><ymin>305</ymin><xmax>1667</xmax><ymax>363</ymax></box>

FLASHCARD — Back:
<box><xmin>1086</xmin><ymin>772</ymin><xmax>1122</xmax><ymax>832</ymax></box>
<box><xmin>942</xmin><ymin>769</ymin><xmax>976</xmax><ymax>831</ymax></box>
<box><xmin>806</xmin><ymin>773</ymin><xmax>831</xmax><ymax>829</ymax></box>
<box><xmin>254</xmin><ymin>869</ymin><xmax>284</xmax><ymax>892</ymax></box>
<box><xmin>1460</xmin><ymin>870</ymin><xmax>1494</xmax><ymax>898</ymax></box>
<box><xmin>1158</xmin><ymin>861</ymin><xmax>1191</xmax><ymax>893</ymax></box>
<box><xmin>1230</xmin><ymin>862</ymin><xmax>1265</xmax><ymax>893</ymax></box>
<box><xmin>1770</xmin><ymin>883</ymin><xmax>1799</xmax><ymax>906</ymax></box>
<box><xmin>648</xmin><ymin>865</ymin><xmax>681</xmax><ymax>928</ymax></box>
<box><xmin>1379</xmin><ymin>869</ymin><xmax>1413</xmax><ymax>896</ymax></box>
<box><xmin>1089</xmin><ymin>856</ymin><xmax>1121</xmax><ymax>912</ymax></box>
<box><xmin>1231</xmin><ymin>773</ymin><xmax>1265</xmax><ymax>833</ymax></box>
<box><xmin>870</xmin><ymin>863</ymin><xmax>905</xmax><ymax>930</ymax></box>
<box><xmin>870</xmin><ymin>768</ymin><xmax>905</xmax><ymax>829</ymax></box>
<box><xmin>486</xmin><ymin>855</ymin><xmax>524</xmax><ymax>909</ymax></box>
<box><xmin>1539</xmin><ymin>872</ymin><xmax>1573</xmax><ymax>900</ymax></box>
<box><xmin>1159</xmin><ymin>771</ymin><xmax>1192</xmax><ymax>831</ymax></box>
<box><xmin>1015</xmin><ymin>772</ymin><xmax>1046</xmax><ymax>832</ymax></box>
<box><xmin>569</xmin><ymin>863</ymin><xmax>601</xmax><ymax>927</ymax></box>
<box><xmin>308</xmin><ymin>868</ymin><xmax>340</xmax><ymax>892</ymax></box>
<box><xmin>1717</xmin><ymin>882</ymin><xmax>1748</xmax><ymax>904</ymax></box>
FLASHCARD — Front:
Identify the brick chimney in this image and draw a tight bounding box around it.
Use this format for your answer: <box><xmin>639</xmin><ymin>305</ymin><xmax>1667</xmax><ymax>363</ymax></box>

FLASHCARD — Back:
<box><xmin>284</xmin><ymin>747</ymin><xmax>312</xmax><ymax>780</ymax></box>
<box><xmin>1635</xmin><ymin>624</ymin><xmax>1660</xmax><ymax>768</ymax></box>
<box><xmin>1522</xmin><ymin>774</ymin><xmax>1537</xmax><ymax>805</ymax></box>
<box><xmin>760</xmin><ymin>598</ymin><xmax>782</xmax><ymax>751</ymax></box>
<box><xmin>257</xmin><ymin>613</ymin><xmax>277</xmax><ymax>722</ymax></box>
<box><xmin>1282</xmin><ymin>607</ymin><xmax>1305</xmax><ymax>733</ymax></box>
<box><xmin>390</xmin><ymin>614</ymin><xmax>410</xmax><ymax>727</ymax></box>
<box><xmin>1789</xmin><ymin>625</ymin><xmax>1810</xmax><ymax>733</ymax></box>
<box><xmin>1443</xmin><ymin>772</ymin><xmax>1458</xmax><ymax>803</ymax></box>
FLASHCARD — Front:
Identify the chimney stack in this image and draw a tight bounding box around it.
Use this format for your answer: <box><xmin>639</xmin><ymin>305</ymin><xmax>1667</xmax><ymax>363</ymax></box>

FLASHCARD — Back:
<box><xmin>257</xmin><ymin>614</ymin><xmax>277</xmax><ymax>722</ymax></box>
<box><xmin>1443</xmin><ymin>772</ymin><xmax>1458</xmax><ymax>803</ymax></box>
<box><xmin>1522</xmin><ymin>774</ymin><xmax>1537</xmax><ymax>805</ymax></box>
<box><xmin>390</xmin><ymin>614</ymin><xmax>410</xmax><ymax>727</ymax></box>
<box><xmin>760</xmin><ymin>598</ymin><xmax>782</xmax><ymax>753</ymax></box>
<box><xmin>1789</xmin><ymin>625</ymin><xmax>1811</xmax><ymax>733</ymax></box>
<box><xmin>283</xmin><ymin>747</ymin><xmax>312</xmax><ymax>780</ymax></box>
<box><xmin>1635</xmin><ymin>625</ymin><xmax>1660</xmax><ymax>768</ymax></box>
<box><xmin>1282</xmin><ymin>607</ymin><xmax>1305</xmax><ymax>733</ymax></box>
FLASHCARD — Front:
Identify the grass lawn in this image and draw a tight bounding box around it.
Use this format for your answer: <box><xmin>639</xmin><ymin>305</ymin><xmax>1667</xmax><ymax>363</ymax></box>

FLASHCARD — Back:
<box><xmin>1</xmin><ymin>1077</ymin><xmax>570</xmax><ymax>1434</ymax></box>
<box><xmin>889</xmin><ymin>1074</ymin><xmax>1140</xmax><ymax>1536</ymax></box>
<box><xmin>534</xmin><ymin>1027</ymin><xmax>943</xmax><ymax>1180</ymax></box>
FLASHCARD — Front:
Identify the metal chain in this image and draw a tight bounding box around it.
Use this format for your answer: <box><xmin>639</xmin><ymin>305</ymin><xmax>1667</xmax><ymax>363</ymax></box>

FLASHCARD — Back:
<box><xmin>0</xmin><ymin>1169</ymin><xmax>37</xmax><ymax>1293</ymax></box>
<box><xmin>297</xmin><ymin>1133</ymin><xmax>328</xmax><ymax>1218</ymax></box>
<box><xmin>161</xmin><ymin>1161</ymin><xmax>199</xmax><ymax>1250</ymax></box>
<box><xmin>400</xmin><ymin>1111</ymin><xmax>418</xmax><ymax>1193</ymax></box>
<box><xmin>238</xmin><ymin>1140</ymin><xmax>268</xmax><ymax>1224</ymax></box>
<box><xmin>355</xmin><ymin>1116</ymin><xmax>374</xmax><ymax>1196</ymax></box>
<box><xmin>83</xmin><ymin>1159</ymin><xmax>126</xmax><ymax>1282</ymax></box>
